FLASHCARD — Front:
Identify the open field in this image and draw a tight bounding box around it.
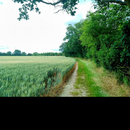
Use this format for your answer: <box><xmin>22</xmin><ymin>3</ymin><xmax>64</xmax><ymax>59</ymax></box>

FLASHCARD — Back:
<box><xmin>0</xmin><ymin>56</ymin><xmax>76</xmax><ymax>97</ymax></box>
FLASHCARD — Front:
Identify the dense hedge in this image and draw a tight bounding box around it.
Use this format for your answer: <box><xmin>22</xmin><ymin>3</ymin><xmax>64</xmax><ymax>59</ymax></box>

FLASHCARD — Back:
<box><xmin>60</xmin><ymin>3</ymin><xmax>130</xmax><ymax>85</ymax></box>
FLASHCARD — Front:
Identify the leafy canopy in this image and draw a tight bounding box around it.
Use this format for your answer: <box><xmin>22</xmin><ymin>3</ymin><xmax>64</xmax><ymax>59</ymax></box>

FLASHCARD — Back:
<box><xmin>12</xmin><ymin>0</ymin><xmax>130</xmax><ymax>21</ymax></box>
<box><xmin>12</xmin><ymin>0</ymin><xmax>79</xmax><ymax>20</ymax></box>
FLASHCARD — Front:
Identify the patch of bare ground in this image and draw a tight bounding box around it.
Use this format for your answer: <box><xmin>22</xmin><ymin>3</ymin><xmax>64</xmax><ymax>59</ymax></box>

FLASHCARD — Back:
<box><xmin>60</xmin><ymin>62</ymin><xmax>89</xmax><ymax>97</ymax></box>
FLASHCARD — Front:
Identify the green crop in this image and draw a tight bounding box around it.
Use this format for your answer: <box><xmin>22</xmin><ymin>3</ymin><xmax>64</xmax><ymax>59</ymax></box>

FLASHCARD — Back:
<box><xmin>0</xmin><ymin>56</ymin><xmax>76</xmax><ymax>97</ymax></box>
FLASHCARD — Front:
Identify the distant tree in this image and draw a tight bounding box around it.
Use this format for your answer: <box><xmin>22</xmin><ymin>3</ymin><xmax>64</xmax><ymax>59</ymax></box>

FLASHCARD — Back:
<box><xmin>41</xmin><ymin>53</ymin><xmax>45</xmax><ymax>56</ymax></box>
<box><xmin>27</xmin><ymin>53</ymin><xmax>32</xmax><ymax>56</ymax></box>
<box><xmin>37</xmin><ymin>52</ymin><xmax>63</xmax><ymax>56</ymax></box>
<box><xmin>21</xmin><ymin>52</ymin><xmax>27</xmax><ymax>56</ymax></box>
<box><xmin>59</xmin><ymin>52</ymin><xmax>63</xmax><ymax>56</ymax></box>
<box><xmin>3</xmin><ymin>52</ymin><xmax>7</xmax><ymax>56</ymax></box>
<box><xmin>0</xmin><ymin>52</ymin><xmax>3</xmax><ymax>56</ymax></box>
<box><xmin>51</xmin><ymin>52</ymin><xmax>54</xmax><ymax>56</ymax></box>
<box><xmin>33</xmin><ymin>52</ymin><xmax>39</xmax><ymax>56</ymax></box>
<box><xmin>13</xmin><ymin>49</ymin><xmax>21</xmax><ymax>56</ymax></box>
<box><xmin>7</xmin><ymin>51</ymin><xmax>12</xmax><ymax>56</ymax></box>
<box><xmin>54</xmin><ymin>52</ymin><xmax>58</xmax><ymax>56</ymax></box>
<box><xmin>60</xmin><ymin>21</ymin><xmax>84</xmax><ymax>57</ymax></box>
<box><xmin>0</xmin><ymin>52</ymin><xmax>6</xmax><ymax>56</ymax></box>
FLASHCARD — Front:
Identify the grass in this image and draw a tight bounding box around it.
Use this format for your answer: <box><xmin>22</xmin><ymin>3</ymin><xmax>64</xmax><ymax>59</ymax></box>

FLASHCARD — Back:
<box><xmin>71</xmin><ymin>59</ymin><xmax>88</xmax><ymax>96</ymax></box>
<box><xmin>2</xmin><ymin>56</ymin><xmax>129</xmax><ymax>97</ymax></box>
<box><xmin>95</xmin><ymin>66</ymin><xmax>130</xmax><ymax>97</ymax></box>
<box><xmin>73</xmin><ymin>58</ymin><xmax>108</xmax><ymax>97</ymax></box>
<box><xmin>71</xmin><ymin>91</ymin><xmax>80</xmax><ymax>96</ymax></box>
<box><xmin>74</xmin><ymin>59</ymin><xmax>86</xmax><ymax>88</ymax></box>
<box><xmin>80</xmin><ymin>59</ymin><xmax>109</xmax><ymax>97</ymax></box>
<box><xmin>74</xmin><ymin>58</ymin><xmax>130</xmax><ymax>97</ymax></box>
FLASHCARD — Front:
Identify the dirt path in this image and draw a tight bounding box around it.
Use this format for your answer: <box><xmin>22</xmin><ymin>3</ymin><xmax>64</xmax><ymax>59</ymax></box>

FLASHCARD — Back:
<box><xmin>59</xmin><ymin>61</ymin><xmax>88</xmax><ymax>97</ymax></box>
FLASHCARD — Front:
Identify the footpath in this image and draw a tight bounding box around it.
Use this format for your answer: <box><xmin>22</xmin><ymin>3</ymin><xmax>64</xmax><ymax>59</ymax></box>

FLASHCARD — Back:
<box><xmin>59</xmin><ymin>61</ymin><xmax>89</xmax><ymax>97</ymax></box>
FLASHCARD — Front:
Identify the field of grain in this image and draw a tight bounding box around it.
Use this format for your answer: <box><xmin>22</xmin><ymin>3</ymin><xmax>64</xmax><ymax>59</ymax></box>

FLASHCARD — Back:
<box><xmin>0</xmin><ymin>56</ymin><xmax>76</xmax><ymax>97</ymax></box>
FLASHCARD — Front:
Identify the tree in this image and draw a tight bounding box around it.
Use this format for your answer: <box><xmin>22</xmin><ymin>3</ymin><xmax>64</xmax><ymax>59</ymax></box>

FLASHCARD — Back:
<box><xmin>27</xmin><ymin>53</ymin><xmax>32</xmax><ymax>56</ymax></box>
<box><xmin>0</xmin><ymin>52</ymin><xmax>6</xmax><ymax>56</ymax></box>
<box><xmin>33</xmin><ymin>52</ymin><xmax>39</xmax><ymax>56</ymax></box>
<box><xmin>60</xmin><ymin>20</ymin><xmax>85</xmax><ymax>57</ymax></box>
<box><xmin>21</xmin><ymin>52</ymin><xmax>27</xmax><ymax>56</ymax></box>
<box><xmin>79</xmin><ymin>3</ymin><xmax>130</xmax><ymax>84</ymax></box>
<box><xmin>95</xmin><ymin>0</ymin><xmax>130</xmax><ymax>6</ymax></box>
<box><xmin>80</xmin><ymin>3</ymin><xmax>130</xmax><ymax>64</ymax></box>
<box><xmin>13</xmin><ymin>49</ymin><xmax>21</xmax><ymax>56</ymax></box>
<box><xmin>12</xmin><ymin>0</ymin><xmax>79</xmax><ymax>21</ymax></box>
<box><xmin>7</xmin><ymin>51</ymin><xmax>12</xmax><ymax>56</ymax></box>
<box><xmin>12</xmin><ymin>0</ymin><xmax>130</xmax><ymax>21</ymax></box>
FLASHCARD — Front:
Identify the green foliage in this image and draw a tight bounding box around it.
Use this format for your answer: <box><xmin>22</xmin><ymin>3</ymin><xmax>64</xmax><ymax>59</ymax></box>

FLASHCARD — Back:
<box><xmin>21</xmin><ymin>52</ymin><xmax>26</xmax><ymax>56</ymax></box>
<box><xmin>79</xmin><ymin>3</ymin><xmax>130</xmax><ymax>85</ymax></box>
<box><xmin>32</xmin><ymin>52</ymin><xmax>39</xmax><ymax>56</ymax></box>
<box><xmin>0</xmin><ymin>56</ymin><xmax>75</xmax><ymax>96</ymax></box>
<box><xmin>108</xmin><ymin>20</ymin><xmax>130</xmax><ymax>84</ymax></box>
<box><xmin>12</xmin><ymin>0</ymin><xmax>130</xmax><ymax>21</ymax></box>
<box><xmin>27</xmin><ymin>53</ymin><xmax>32</xmax><ymax>56</ymax></box>
<box><xmin>6</xmin><ymin>51</ymin><xmax>12</xmax><ymax>56</ymax></box>
<box><xmin>12</xmin><ymin>0</ymin><xmax>79</xmax><ymax>20</ymax></box>
<box><xmin>0</xmin><ymin>51</ymin><xmax>63</xmax><ymax>56</ymax></box>
<box><xmin>60</xmin><ymin>20</ymin><xmax>86</xmax><ymax>58</ymax></box>
<box><xmin>13</xmin><ymin>49</ymin><xmax>22</xmax><ymax>56</ymax></box>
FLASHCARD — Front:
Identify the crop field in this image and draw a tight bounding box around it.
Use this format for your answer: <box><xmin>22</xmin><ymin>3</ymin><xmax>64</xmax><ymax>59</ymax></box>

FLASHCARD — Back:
<box><xmin>0</xmin><ymin>56</ymin><xmax>76</xmax><ymax>97</ymax></box>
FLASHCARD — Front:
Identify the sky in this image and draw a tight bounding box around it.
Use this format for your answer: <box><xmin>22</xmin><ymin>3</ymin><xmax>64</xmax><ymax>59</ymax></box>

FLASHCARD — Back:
<box><xmin>0</xmin><ymin>0</ymin><xmax>96</xmax><ymax>54</ymax></box>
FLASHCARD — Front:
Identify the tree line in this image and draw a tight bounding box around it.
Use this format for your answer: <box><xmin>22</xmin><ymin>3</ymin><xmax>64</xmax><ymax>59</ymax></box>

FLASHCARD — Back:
<box><xmin>0</xmin><ymin>49</ymin><xmax>63</xmax><ymax>56</ymax></box>
<box><xmin>59</xmin><ymin>3</ymin><xmax>130</xmax><ymax>85</ymax></box>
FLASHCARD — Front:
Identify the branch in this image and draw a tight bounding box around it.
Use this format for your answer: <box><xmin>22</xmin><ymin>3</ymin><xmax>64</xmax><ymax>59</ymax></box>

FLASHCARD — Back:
<box><xmin>54</xmin><ymin>8</ymin><xmax>65</xmax><ymax>13</ymax></box>
<box><xmin>40</xmin><ymin>0</ymin><xmax>62</xmax><ymax>6</ymax></box>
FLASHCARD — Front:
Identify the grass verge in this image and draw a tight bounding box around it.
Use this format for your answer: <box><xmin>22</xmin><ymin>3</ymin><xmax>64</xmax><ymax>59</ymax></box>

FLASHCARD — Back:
<box><xmin>75</xmin><ymin>58</ymin><xmax>130</xmax><ymax>97</ymax></box>
<box><xmin>77</xmin><ymin>59</ymin><xmax>109</xmax><ymax>97</ymax></box>
<box><xmin>93</xmin><ymin>64</ymin><xmax>130</xmax><ymax>97</ymax></box>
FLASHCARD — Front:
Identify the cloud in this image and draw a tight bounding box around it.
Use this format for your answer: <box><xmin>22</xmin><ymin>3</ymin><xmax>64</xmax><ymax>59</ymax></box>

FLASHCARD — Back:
<box><xmin>51</xmin><ymin>49</ymin><xmax>59</xmax><ymax>52</ymax></box>
<box><xmin>79</xmin><ymin>0</ymin><xmax>92</xmax><ymax>4</ymax></box>
<box><xmin>0</xmin><ymin>2</ymin><xmax>3</xmax><ymax>5</ymax></box>
<box><xmin>64</xmin><ymin>13</ymin><xmax>84</xmax><ymax>25</ymax></box>
<box><xmin>64</xmin><ymin>1</ymin><xmax>96</xmax><ymax>26</ymax></box>
<box><xmin>0</xmin><ymin>0</ymin><xmax>95</xmax><ymax>53</ymax></box>
<box><xmin>0</xmin><ymin>46</ymin><xmax>9</xmax><ymax>53</ymax></box>
<box><xmin>0</xmin><ymin>46</ymin><xmax>9</xmax><ymax>49</ymax></box>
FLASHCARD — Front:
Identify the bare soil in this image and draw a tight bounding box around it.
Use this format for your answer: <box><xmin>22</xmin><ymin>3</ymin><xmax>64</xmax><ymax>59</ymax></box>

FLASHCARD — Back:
<box><xmin>60</xmin><ymin>62</ymin><xmax>89</xmax><ymax>97</ymax></box>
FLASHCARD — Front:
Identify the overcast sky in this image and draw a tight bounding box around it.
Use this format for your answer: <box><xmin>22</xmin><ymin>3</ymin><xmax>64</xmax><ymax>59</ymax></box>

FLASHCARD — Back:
<box><xmin>0</xmin><ymin>0</ymin><xmax>95</xmax><ymax>54</ymax></box>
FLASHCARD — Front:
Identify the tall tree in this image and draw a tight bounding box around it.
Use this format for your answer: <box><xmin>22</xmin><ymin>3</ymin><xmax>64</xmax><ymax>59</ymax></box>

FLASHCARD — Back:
<box><xmin>79</xmin><ymin>3</ymin><xmax>130</xmax><ymax>84</ymax></box>
<box><xmin>7</xmin><ymin>51</ymin><xmax>12</xmax><ymax>56</ymax></box>
<box><xmin>27</xmin><ymin>53</ymin><xmax>32</xmax><ymax>56</ymax></box>
<box><xmin>21</xmin><ymin>52</ymin><xmax>27</xmax><ymax>56</ymax></box>
<box><xmin>33</xmin><ymin>52</ymin><xmax>39</xmax><ymax>56</ymax></box>
<box><xmin>13</xmin><ymin>49</ymin><xmax>21</xmax><ymax>56</ymax></box>
<box><xmin>60</xmin><ymin>20</ymin><xmax>85</xmax><ymax>57</ymax></box>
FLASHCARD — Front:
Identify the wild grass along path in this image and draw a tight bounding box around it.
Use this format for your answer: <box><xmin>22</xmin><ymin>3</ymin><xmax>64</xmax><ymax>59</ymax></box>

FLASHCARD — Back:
<box><xmin>60</xmin><ymin>58</ymin><xmax>130</xmax><ymax>97</ymax></box>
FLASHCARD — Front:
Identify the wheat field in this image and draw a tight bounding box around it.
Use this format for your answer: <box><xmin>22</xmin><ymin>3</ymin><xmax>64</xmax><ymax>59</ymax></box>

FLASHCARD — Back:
<box><xmin>0</xmin><ymin>56</ymin><xmax>76</xmax><ymax>97</ymax></box>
